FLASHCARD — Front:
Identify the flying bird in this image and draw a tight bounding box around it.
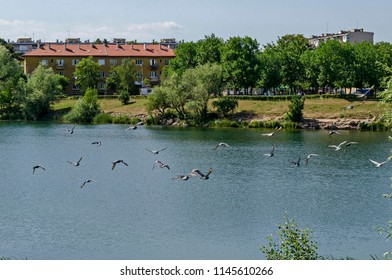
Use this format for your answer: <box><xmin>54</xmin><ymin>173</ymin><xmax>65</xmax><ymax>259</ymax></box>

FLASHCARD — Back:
<box><xmin>328</xmin><ymin>130</ymin><xmax>340</xmax><ymax>142</ymax></box>
<box><xmin>289</xmin><ymin>157</ymin><xmax>301</xmax><ymax>167</ymax></box>
<box><xmin>146</xmin><ymin>147</ymin><xmax>167</xmax><ymax>154</ymax></box>
<box><xmin>92</xmin><ymin>141</ymin><xmax>101</xmax><ymax>146</ymax></box>
<box><xmin>213</xmin><ymin>142</ymin><xmax>230</xmax><ymax>150</ymax></box>
<box><xmin>172</xmin><ymin>174</ymin><xmax>190</xmax><ymax>181</ymax></box>
<box><xmin>328</xmin><ymin>140</ymin><xmax>347</xmax><ymax>151</ymax></box>
<box><xmin>305</xmin><ymin>154</ymin><xmax>319</xmax><ymax>166</ymax></box>
<box><xmin>190</xmin><ymin>168</ymin><xmax>213</xmax><ymax>180</ymax></box>
<box><xmin>80</xmin><ymin>179</ymin><xmax>96</xmax><ymax>188</ymax></box>
<box><xmin>67</xmin><ymin>157</ymin><xmax>83</xmax><ymax>166</ymax></box>
<box><xmin>369</xmin><ymin>158</ymin><xmax>390</xmax><ymax>168</ymax></box>
<box><xmin>33</xmin><ymin>165</ymin><xmax>45</xmax><ymax>174</ymax></box>
<box><xmin>125</xmin><ymin>125</ymin><xmax>137</xmax><ymax>131</ymax></box>
<box><xmin>153</xmin><ymin>160</ymin><xmax>170</xmax><ymax>170</ymax></box>
<box><xmin>112</xmin><ymin>159</ymin><xmax>128</xmax><ymax>170</ymax></box>
<box><xmin>264</xmin><ymin>145</ymin><xmax>275</xmax><ymax>157</ymax></box>
<box><xmin>261</xmin><ymin>126</ymin><xmax>282</xmax><ymax>137</ymax></box>
<box><xmin>67</xmin><ymin>125</ymin><xmax>75</xmax><ymax>134</ymax></box>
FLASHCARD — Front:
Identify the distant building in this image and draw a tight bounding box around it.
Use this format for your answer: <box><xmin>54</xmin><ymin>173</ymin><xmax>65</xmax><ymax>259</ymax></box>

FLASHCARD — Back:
<box><xmin>8</xmin><ymin>38</ymin><xmax>40</xmax><ymax>55</ymax></box>
<box><xmin>308</xmin><ymin>28</ymin><xmax>374</xmax><ymax>48</ymax></box>
<box><xmin>23</xmin><ymin>42</ymin><xmax>175</xmax><ymax>94</ymax></box>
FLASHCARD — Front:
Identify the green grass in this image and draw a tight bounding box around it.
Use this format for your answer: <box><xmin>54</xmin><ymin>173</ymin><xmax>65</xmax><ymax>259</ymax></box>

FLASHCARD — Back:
<box><xmin>52</xmin><ymin>96</ymin><xmax>387</xmax><ymax>122</ymax></box>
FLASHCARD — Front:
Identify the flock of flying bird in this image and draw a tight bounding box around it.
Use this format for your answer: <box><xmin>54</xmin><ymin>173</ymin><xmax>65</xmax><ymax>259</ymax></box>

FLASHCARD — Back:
<box><xmin>32</xmin><ymin>124</ymin><xmax>215</xmax><ymax>188</ymax></box>
<box><xmin>32</xmin><ymin>124</ymin><xmax>390</xmax><ymax>188</ymax></box>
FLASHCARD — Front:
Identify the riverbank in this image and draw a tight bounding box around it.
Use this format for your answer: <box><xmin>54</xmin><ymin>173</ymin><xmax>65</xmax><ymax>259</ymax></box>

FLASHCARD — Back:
<box><xmin>48</xmin><ymin>96</ymin><xmax>391</xmax><ymax>130</ymax></box>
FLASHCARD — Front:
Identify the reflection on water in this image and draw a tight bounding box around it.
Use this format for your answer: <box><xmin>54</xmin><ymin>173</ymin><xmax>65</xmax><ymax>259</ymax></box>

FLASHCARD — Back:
<box><xmin>0</xmin><ymin>122</ymin><xmax>390</xmax><ymax>260</ymax></box>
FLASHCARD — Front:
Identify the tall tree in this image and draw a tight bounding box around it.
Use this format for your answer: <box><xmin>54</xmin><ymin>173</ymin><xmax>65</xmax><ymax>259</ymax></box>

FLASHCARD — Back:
<box><xmin>23</xmin><ymin>65</ymin><xmax>63</xmax><ymax>119</ymax></box>
<box><xmin>196</xmin><ymin>33</ymin><xmax>224</xmax><ymax>65</ymax></box>
<box><xmin>0</xmin><ymin>45</ymin><xmax>25</xmax><ymax>112</ymax></box>
<box><xmin>168</xmin><ymin>42</ymin><xmax>198</xmax><ymax>75</ymax></box>
<box><xmin>74</xmin><ymin>56</ymin><xmax>100</xmax><ymax>94</ymax></box>
<box><xmin>220</xmin><ymin>36</ymin><xmax>261</xmax><ymax>94</ymax></box>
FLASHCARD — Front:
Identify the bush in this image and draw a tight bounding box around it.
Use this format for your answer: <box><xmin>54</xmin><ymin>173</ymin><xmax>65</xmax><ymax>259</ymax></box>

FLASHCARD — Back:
<box><xmin>284</xmin><ymin>95</ymin><xmax>305</xmax><ymax>123</ymax></box>
<box><xmin>118</xmin><ymin>89</ymin><xmax>131</xmax><ymax>105</ymax></box>
<box><xmin>93</xmin><ymin>112</ymin><xmax>113</xmax><ymax>124</ymax></box>
<box><xmin>65</xmin><ymin>88</ymin><xmax>100</xmax><ymax>123</ymax></box>
<box><xmin>212</xmin><ymin>97</ymin><xmax>238</xmax><ymax>117</ymax></box>
<box><xmin>260</xmin><ymin>214</ymin><xmax>320</xmax><ymax>260</ymax></box>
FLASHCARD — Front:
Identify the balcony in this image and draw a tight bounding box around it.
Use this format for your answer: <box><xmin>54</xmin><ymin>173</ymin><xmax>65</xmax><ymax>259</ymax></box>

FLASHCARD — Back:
<box><xmin>56</xmin><ymin>64</ymin><xmax>65</xmax><ymax>70</ymax></box>
<box><xmin>149</xmin><ymin>64</ymin><xmax>158</xmax><ymax>70</ymax></box>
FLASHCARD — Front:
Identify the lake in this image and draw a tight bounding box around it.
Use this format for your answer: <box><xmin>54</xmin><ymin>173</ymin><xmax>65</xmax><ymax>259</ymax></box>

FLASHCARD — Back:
<box><xmin>0</xmin><ymin>122</ymin><xmax>390</xmax><ymax>260</ymax></box>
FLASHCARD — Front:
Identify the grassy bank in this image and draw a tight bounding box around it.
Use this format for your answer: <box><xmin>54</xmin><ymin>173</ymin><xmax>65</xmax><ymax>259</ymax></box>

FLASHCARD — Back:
<box><xmin>52</xmin><ymin>96</ymin><xmax>387</xmax><ymax>122</ymax></box>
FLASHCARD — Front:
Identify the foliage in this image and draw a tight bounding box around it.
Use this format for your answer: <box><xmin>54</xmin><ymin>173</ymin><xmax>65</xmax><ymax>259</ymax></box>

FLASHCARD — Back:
<box><xmin>74</xmin><ymin>56</ymin><xmax>100</xmax><ymax>94</ymax></box>
<box><xmin>0</xmin><ymin>45</ymin><xmax>26</xmax><ymax>112</ymax></box>
<box><xmin>260</xmin><ymin>214</ymin><xmax>320</xmax><ymax>260</ymax></box>
<box><xmin>220</xmin><ymin>36</ymin><xmax>261</xmax><ymax>92</ymax></box>
<box><xmin>107</xmin><ymin>58</ymin><xmax>138</xmax><ymax>104</ymax></box>
<box><xmin>65</xmin><ymin>88</ymin><xmax>100</xmax><ymax>123</ymax></box>
<box><xmin>146</xmin><ymin>86</ymin><xmax>170</xmax><ymax>116</ymax></box>
<box><xmin>212</xmin><ymin>97</ymin><xmax>238</xmax><ymax>117</ymax></box>
<box><xmin>284</xmin><ymin>94</ymin><xmax>305</xmax><ymax>122</ymax></box>
<box><xmin>23</xmin><ymin>65</ymin><xmax>63</xmax><ymax>120</ymax></box>
<box><xmin>93</xmin><ymin>112</ymin><xmax>113</xmax><ymax>124</ymax></box>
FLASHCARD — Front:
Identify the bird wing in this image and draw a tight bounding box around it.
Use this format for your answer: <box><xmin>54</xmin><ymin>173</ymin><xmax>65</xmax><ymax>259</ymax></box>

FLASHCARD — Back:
<box><xmin>307</xmin><ymin>154</ymin><xmax>319</xmax><ymax>158</ymax></box>
<box><xmin>338</xmin><ymin>141</ymin><xmax>348</xmax><ymax>147</ymax></box>
<box><xmin>80</xmin><ymin>181</ymin><xmax>87</xmax><ymax>188</ymax></box>
<box><xmin>122</xmin><ymin>161</ymin><xmax>128</xmax><ymax>166</ymax></box>
<box><xmin>159</xmin><ymin>147</ymin><xmax>167</xmax><ymax>152</ymax></box>
<box><xmin>112</xmin><ymin>162</ymin><xmax>117</xmax><ymax>170</ymax></box>
<box><xmin>77</xmin><ymin>157</ymin><xmax>83</xmax><ymax>164</ymax></box>
<box><xmin>369</xmin><ymin>159</ymin><xmax>380</xmax><ymax>166</ymax></box>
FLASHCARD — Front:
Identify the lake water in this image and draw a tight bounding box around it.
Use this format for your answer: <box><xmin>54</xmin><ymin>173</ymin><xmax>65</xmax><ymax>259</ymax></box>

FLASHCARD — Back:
<box><xmin>0</xmin><ymin>122</ymin><xmax>391</xmax><ymax>260</ymax></box>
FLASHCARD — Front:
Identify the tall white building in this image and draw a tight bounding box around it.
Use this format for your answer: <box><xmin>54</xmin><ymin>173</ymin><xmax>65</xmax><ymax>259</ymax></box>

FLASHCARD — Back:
<box><xmin>308</xmin><ymin>28</ymin><xmax>374</xmax><ymax>48</ymax></box>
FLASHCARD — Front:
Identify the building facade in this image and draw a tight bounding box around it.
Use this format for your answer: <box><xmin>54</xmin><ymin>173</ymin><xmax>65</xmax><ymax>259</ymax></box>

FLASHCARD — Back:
<box><xmin>308</xmin><ymin>28</ymin><xmax>374</xmax><ymax>48</ymax></box>
<box><xmin>23</xmin><ymin>42</ymin><xmax>175</xmax><ymax>94</ymax></box>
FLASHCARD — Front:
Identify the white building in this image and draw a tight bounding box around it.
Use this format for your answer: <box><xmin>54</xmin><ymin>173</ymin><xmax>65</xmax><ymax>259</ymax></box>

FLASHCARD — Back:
<box><xmin>308</xmin><ymin>28</ymin><xmax>374</xmax><ymax>48</ymax></box>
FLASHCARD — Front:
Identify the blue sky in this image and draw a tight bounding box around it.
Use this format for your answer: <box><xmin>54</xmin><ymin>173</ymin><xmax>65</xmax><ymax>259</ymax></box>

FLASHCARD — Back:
<box><xmin>1</xmin><ymin>0</ymin><xmax>391</xmax><ymax>45</ymax></box>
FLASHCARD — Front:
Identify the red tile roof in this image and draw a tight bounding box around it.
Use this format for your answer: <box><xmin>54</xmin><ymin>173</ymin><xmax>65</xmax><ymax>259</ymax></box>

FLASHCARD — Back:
<box><xmin>23</xmin><ymin>43</ymin><xmax>175</xmax><ymax>57</ymax></box>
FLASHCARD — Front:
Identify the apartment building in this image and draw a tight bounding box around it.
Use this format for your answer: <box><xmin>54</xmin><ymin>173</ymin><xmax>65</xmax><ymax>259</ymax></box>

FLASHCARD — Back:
<box><xmin>308</xmin><ymin>28</ymin><xmax>374</xmax><ymax>48</ymax></box>
<box><xmin>23</xmin><ymin>42</ymin><xmax>175</xmax><ymax>94</ymax></box>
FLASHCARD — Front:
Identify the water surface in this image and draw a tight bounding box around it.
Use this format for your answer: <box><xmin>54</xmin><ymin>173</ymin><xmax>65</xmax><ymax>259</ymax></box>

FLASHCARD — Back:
<box><xmin>0</xmin><ymin>122</ymin><xmax>390</xmax><ymax>259</ymax></box>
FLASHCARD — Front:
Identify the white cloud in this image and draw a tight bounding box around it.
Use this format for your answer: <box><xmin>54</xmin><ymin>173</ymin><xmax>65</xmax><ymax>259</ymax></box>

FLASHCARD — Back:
<box><xmin>127</xmin><ymin>21</ymin><xmax>183</xmax><ymax>32</ymax></box>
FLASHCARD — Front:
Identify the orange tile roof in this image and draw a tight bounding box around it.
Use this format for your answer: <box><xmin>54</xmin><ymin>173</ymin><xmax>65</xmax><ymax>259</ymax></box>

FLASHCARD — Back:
<box><xmin>23</xmin><ymin>43</ymin><xmax>175</xmax><ymax>57</ymax></box>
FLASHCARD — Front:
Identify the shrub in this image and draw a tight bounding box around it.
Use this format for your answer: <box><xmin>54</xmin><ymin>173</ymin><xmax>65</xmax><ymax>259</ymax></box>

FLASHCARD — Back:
<box><xmin>284</xmin><ymin>95</ymin><xmax>305</xmax><ymax>123</ymax></box>
<box><xmin>212</xmin><ymin>97</ymin><xmax>238</xmax><ymax>117</ymax></box>
<box><xmin>65</xmin><ymin>88</ymin><xmax>100</xmax><ymax>123</ymax></box>
<box><xmin>93</xmin><ymin>112</ymin><xmax>113</xmax><ymax>124</ymax></box>
<box><xmin>260</xmin><ymin>214</ymin><xmax>320</xmax><ymax>260</ymax></box>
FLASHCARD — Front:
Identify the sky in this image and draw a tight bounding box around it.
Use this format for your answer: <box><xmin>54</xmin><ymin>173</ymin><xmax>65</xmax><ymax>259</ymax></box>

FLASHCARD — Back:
<box><xmin>1</xmin><ymin>0</ymin><xmax>391</xmax><ymax>46</ymax></box>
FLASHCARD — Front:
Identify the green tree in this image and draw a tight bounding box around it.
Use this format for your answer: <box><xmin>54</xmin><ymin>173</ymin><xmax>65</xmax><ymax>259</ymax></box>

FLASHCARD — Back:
<box><xmin>74</xmin><ymin>56</ymin><xmax>100</xmax><ymax>94</ymax></box>
<box><xmin>284</xmin><ymin>94</ymin><xmax>305</xmax><ymax>122</ymax></box>
<box><xmin>275</xmin><ymin>35</ymin><xmax>309</xmax><ymax>93</ymax></box>
<box><xmin>260</xmin><ymin>214</ymin><xmax>320</xmax><ymax>260</ymax></box>
<box><xmin>258</xmin><ymin>43</ymin><xmax>283</xmax><ymax>91</ymax></box>
<box><xmin>107</xmin><ymin>58</ymin><xmax>138</xmax><ymax>104</ymax></box>
<box><xmin>65</xmin><ymin>88</ymin><xmax>100</xmax><ymax>123</ymax></box>
<box><xmin>168</xmin><ymin>42</ymin><xmax>198</xmax><ymax>75</ymax></box>
<box><xmin>196</xmin><ymin>33</ymin><xmax>224</xmax><ymax>65</ymax></box>
<box><xmin>0</xmin><ymin>45</ymin><xmax>25</xmax><ymax>112</ymax></box>
<box><xmin>220</xmin><ymin>36</ymin><xmax>261</xmax><ymax>94</ymax></box>
<box><xmin>23</xmin><ymin>65</ymin><xmax>62</xmax><ymax>120</ymax></box>
<box><xmin>146</xmin><ymin>86</ymin><xmax>170</xmax><ymax>116</ymax></box>
<box><xmin>212</xmin><ymin>97</ymin><xmax>238</xmax><ymax>117</ymax></box>
<box><xmin>352</xmin><ymin>42</ymin><xmax>378</xmax><ymax>89</ymax></box>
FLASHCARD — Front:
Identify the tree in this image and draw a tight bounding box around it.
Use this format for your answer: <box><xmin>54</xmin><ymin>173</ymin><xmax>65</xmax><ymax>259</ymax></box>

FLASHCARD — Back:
<box><xmin>168</xmin><ymin>42</ymin><xmax>198</xmax><ymax>75</ymax></box>
<box><xmin>275</xmin><ymin>35</ymin><xmax>309</xmax><ymax>93</ymax></box>
<box><xmin>196</xmin><ymin>33</ymin><xmax>224</xmax><ymax>65</ymax></box>
<box><xmin>23</xmin><ymin>65</ymin><xmax>62</xmax><ymax>120</ymax></box>
<box><xmin>220</xmin><ymin>36</ymin><xmax>261</xmax><ymax>94</ymax></box>
<box><xmin>0</xmin><ymin>45</ymin><xmax>25</xmax><ymax>112</ymax></box>
<box><xmin>260</xmin><ymin>214</ymin><xmax>320</xmax><ymax>260</ymax></box>
<box><xmin>146</xmin><ymin>86</ymin><xmax>170</xmax><ymax>116</ymax></box>
<box><xmin>65</xmin><ymin>88</ymin><xmax>100</xmax><ymax>123</ymax></box>
<box><xmin>107</xmin><ymin>58</ymin><xmax>138</xmax><ymax>104</ymax></box>
<box><xmin>352</xmin><ymin>42</ymin><xmax>378</xmax><ymax>89</ymax></box>
<box><xmin>284</xmin><ymin>94</ymin><xmax>305</xmax><ymax>123</ymax></box>
<box><xmin>74</xmin><ymin>56</ymin><xmax>100</xmax><ymax>94</ymax></box>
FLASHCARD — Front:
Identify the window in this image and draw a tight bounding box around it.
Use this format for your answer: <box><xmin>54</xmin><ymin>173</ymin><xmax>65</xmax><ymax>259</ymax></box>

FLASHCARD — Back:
<box><xmin>56</xmin><ymin>59</ymin><xmax>64</xmax><ymax>66</ymax></box>
<box><xmin>165</xmin><ymin>59</ymin><xmax>170</xmax><ymax>66</ymax></box>
<box><xmin>110</xmin><ymin>59</ymin><xmax>118</xmax><ymax>66</ymax></box>
<box><xmin>98</xmin><ymin>59</ymin><xmax>105</xmax><ymax>66</ymax></box>
<box><xmin>150</xmin><ymin>59</ymin><xmax>156</xmax><ymax>66</ymax></box>
<box><xmin>57</xmin><ymin>71</ymin><xmax>64</xmax><ymax>76</ymax></box>
<box><xmin>98</xmin><ymin>83</ymin><xmax>106</xmax><ymax>90</ymax></box>
<box><xmin>149</xmin><ymin>71</ymin><xmax>157</xmax><ymax>78</ymax></box>
<box><xmin>136</xmin><ymin>71</ymin><xmax>142</xmax><ymax>78</ymax></box>
<box><xmin>99</xmin><ymin>71</ymin><xmax>106</xmax><ymax>78</ymax></box>
<box><xmin>40</xmin><ymin>59</ymin><xmax>48</xmax><ymax>66</ymax></box>
<box><xmin>135</xmin><ymin>59</ymin><xmax>142</xmax><ymax>66</ymax></box>
<box><xmin>72</xmin><ymin>59</ymin><xmax>79</xmax><ymax>66</ymax></box>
